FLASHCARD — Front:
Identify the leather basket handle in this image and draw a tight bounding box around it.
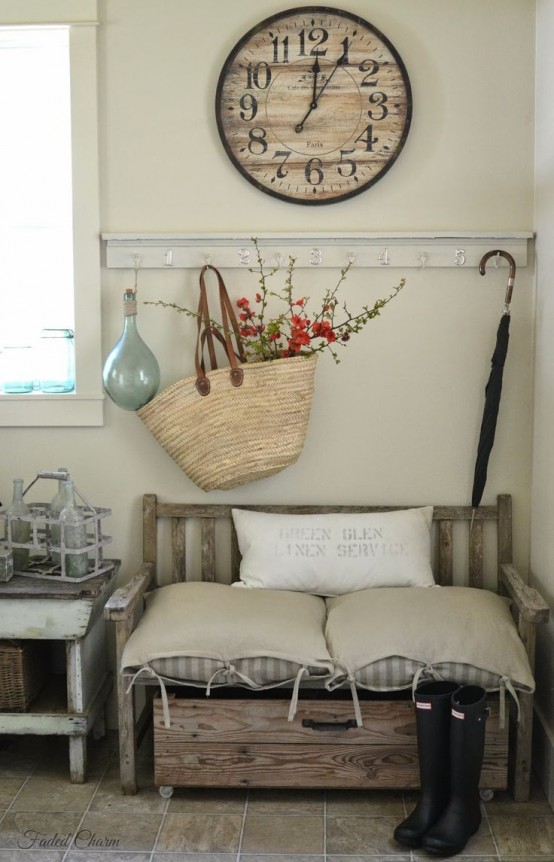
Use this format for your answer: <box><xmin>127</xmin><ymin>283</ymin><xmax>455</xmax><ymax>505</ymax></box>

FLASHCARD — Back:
<box><xmin>195</xmin><ymin>265</ymin><xmax>246</xmax><ymax>396</ymax></box>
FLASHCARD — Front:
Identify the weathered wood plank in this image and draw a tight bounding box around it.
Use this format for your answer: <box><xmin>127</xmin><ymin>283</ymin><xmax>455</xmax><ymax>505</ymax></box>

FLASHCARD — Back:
<box><xmin>201</xmin><ymin>518</ymin><xmax>216</xmax><ymax>582</ymax></box>
<box><xmin>104</xmin><ymin>562</ymin><xmax>155</xmax><ymax>621</ymax></box>
<box><xmin>115</xmin><ymin>615</ymin><xmax>138</xmax><ymax>794</ymax></box>
<box><xmin>497</xmin><ymin>493</ymin><xmax>513</xmax><ymax>570</ymax></box>
<box><xmin>231</xmin><ymin>524</ymin><xmax>241</xmax><ymax>583</ymax></box>
<box><xmin>510</xmin><ymin>690</ymin><xmax>534</xmax><ymax>802</ymax></box>
<box><xmin>469</xmin><ymin>519</ymin><xmax>484</xmax><ymax>588</ymax></box>
<box><xmin>500</xmin><ymin>564</ymin><xmax>550</xmax><ymax>626</ymax></box>
<box><xmin>0</xmin><ymin>568</ymin><xmax>115</xmax><ymax>600</ymax></box>
<box><xmin>0</xmin><ymin>711</ymin><xmax>88</xmax><ymax>734</ymax></box>
<box><xmin>438</xmin><ymin>519</ymin><xmax>453</xmax><ymax>585</ymax></box>
<box><xmin>143</xmin><ymin>494</ymin><xmax>158</xmax><ymax>567</ymax></box>
<box><xmin>154</xmin><ymin>696</ymin><xmax>507</xmax><ymax>747</ymax></box>
<box><xmin>153</xmin><ymin>741</ymin><xmax>508</xmax><ymax>790</ymax></box>
<box><xmin>156</xmin><ymin>502</ymin><xmax>501</xmax><ymax>521</ymax></box>
<box><xmin>66</xmin><ymin>640</ymin><xmax>84</xmax><ymax>713</ymax></box>
<box><xmin>171</xmin><ymin>518</ymin><xmax>187</xmax><ymax>583</ymax></box>
<box><xmin>157</xmin><ymin>698</ymin><xmax>414</xmax><ymax>745</ymax></box>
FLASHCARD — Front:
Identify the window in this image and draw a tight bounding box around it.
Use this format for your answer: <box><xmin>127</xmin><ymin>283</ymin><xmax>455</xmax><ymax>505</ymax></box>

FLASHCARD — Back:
<box><xmin>0</xmin><ymin>29</ymin><xmax>74</xmax><ymax>374</ymax></box>
<box><xmin>0</xmin><ymin>1</ymin><xmax>103</xmax><ymax>426</ymax></box>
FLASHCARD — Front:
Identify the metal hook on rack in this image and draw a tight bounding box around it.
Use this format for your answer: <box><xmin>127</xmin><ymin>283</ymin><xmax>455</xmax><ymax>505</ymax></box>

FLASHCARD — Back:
<box><xmin>479</xmin><ymin>249</ymin><xmax>516</xmax><ymax>314</ymax></box>
<box><xmin>130</xmin><ymin>254</ymin><xmax>143</xmax><ymax>293</ymax></box>
<box><xmin>202</xmin><ymin>252</ymin><xmax>213</xmax><ymax>266</ymax></box>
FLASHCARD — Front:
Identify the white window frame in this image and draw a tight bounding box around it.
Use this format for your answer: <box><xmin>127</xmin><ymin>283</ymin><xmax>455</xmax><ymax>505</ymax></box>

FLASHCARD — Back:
<box><xmin>0</xmin><ymin>0</ymin><xmax>103</xmax><ymax>427</ymax></box>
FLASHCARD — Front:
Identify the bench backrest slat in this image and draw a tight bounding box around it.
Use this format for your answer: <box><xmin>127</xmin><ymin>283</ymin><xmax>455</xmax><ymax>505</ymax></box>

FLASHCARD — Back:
<box><xmin>469</xmin><ymin>519</ymin><xmax>484</xmax><ymax>589</ymax></box>
<box><xmin>438</xmin><ymin>519</ymin><xmax>453</xmax><ymax>586</ymax></box>
<box><xmin>171</xmin><ymin>518</ymin><xmax>187</xmax><ymax>583</ymax></box>
<box><xmin>145</xmin><ymin>495</ymin><xmax>513</xmax><ymax>592</ymax></box>
<box><xmin>201</xmin><ymin>518</ymin><xmax>216</xmax><ymax>582</ymax></box>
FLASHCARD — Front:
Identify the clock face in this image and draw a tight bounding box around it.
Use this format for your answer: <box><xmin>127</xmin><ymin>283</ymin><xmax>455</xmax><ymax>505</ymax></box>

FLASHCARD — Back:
<box><xmin>215</xmin><ymin>6</ymin><xmax>412</xmax><ymax>205</ymax></box>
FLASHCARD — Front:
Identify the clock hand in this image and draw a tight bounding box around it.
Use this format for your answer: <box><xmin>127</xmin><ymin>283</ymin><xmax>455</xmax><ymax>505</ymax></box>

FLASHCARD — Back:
<box><xmin>295</xmin><ymin>53</ymin><xmax>347</xmax><ymax>133</ymax></box>
<box><xmin>312</xmin><ymin>51</ymin><xmax>347</xmax><ymax>104</ymax></box>
<box><xmin>295</xmin><ymin>57</ymin><xmax>320</xmax><ymax>134</ymax></box>
<box><xmin>310</xmin><ymin>57</ymin><xmax>320</xmax><ymax>104</ymax></box>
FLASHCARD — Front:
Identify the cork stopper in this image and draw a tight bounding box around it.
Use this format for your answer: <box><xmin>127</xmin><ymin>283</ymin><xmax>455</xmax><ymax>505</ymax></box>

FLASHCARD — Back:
<box><xmin>123</xmin><ymin>290</ymin><xmax>137</xmax><ymax>316</ymax></box>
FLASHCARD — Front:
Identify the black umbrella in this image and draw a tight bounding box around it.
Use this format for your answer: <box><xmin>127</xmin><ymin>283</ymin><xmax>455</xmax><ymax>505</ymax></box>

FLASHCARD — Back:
<box><xmin>471</xmin><ymin>249</ymin><xmax>516</xmax><ymax>510</ymax></box>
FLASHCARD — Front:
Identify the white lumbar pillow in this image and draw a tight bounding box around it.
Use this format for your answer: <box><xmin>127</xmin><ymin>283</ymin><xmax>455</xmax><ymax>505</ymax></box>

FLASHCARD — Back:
<box><xmin>232</xmin><ymin>507</ymin><xmax>435</xmax><ymax>596</ymax></box>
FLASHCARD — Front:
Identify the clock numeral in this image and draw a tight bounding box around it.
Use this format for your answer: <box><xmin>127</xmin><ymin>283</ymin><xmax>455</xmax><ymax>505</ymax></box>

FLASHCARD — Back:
<box><xmin>355</xmin><ymin>123</ymin><xmax>377</xmax><ymax>152</ymax></box>
<box><xmin>238</xmin><ymin>248</ymin><xmax>251</xmax><ymax>266</ymax></box>
<box><xmin>359</xmin><ymin>58</ymin><xmax>379</xmax><ymax>87</ymax></box>
<box><xmin>245</xmin><ymin>61</ymin><xmax>271</xmax><ymax>90</ymax></box>
<box><xmin>305</xmin><ymin>157</ymin><xmax>324</xmax><ymax>186</ymax></box>
<box><xmin>368</xmin><ymin>92</ymin><xmax>388</xmax><ymax>121</ymax></box>
<box><xmin>273</xmin><ymin>149</ymin><xmax>291</xmax><ymax>179</ymax></box>
<box><xmin>455</xmin><ymin>249</ymin><xmax>467</xmax><ymax>266</ymax></box>
<box><xmin>339</xmin><ymin>37</ymin><xmax>350</xmax><ymax>65</ymax></box>
<box><xmin>248</xmin><ymin>127</ymin><xmax>268</xmax><ymax>155</ymax></box>
<box><xmin>239</xmin><ymin>94</ymin><xmax>258</xmax><ymax>122</ymax></box>
<box><xmin>310</xmin><ymin>248</ymin><xmax>323</xmax><ymax>266</ymax></box>
<box><xmin>378</xmin><ymin>248</ymin><xmax>391</xmax><ymax>266</ymax></box>
<box><xmin>298</xmin><ymin>27</ymin><xmax>329</xmax><ymax>57</ymax></box>
<box><xmin>271</xmin><ymin>35</ymin><xmax>289</xmax><ymax>63</ymax></box>
<box><xmin>337</xmin><ymin>149</ymin><xmax>357</xmax><ymax>178</ymax></box>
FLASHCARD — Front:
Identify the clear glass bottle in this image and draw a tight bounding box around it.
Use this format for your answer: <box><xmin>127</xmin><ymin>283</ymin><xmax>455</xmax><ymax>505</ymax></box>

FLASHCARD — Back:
<box><xmin>5</xmin><ymin>478</ymin><xmax>30</xmax><ymax>571</ymax></box>
<box><xmin>59</xmin><ymin>480</ymin><xmax>89</xmax><ymax>578</ymax></box>
<box><xmin>102</xmin><ymin>290</ymin><xmax>160</xmax><ymax>411</ymax></box>
<box><xmin>49</xmin><ymin>468</ymin><xmax>70</xmax><ymax>565</ymax></box>
<box><xmin>39</xmin><ymin>329</ymin><xmax>75</xmax><ymax>393</ymax></box>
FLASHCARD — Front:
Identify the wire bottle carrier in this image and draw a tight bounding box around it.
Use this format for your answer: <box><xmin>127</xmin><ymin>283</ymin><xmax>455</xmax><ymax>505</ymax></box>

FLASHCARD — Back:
<box><xmin>0</xmin><ymin>471</ymin><xmax>112</xmax><ymax>582</ymax></box>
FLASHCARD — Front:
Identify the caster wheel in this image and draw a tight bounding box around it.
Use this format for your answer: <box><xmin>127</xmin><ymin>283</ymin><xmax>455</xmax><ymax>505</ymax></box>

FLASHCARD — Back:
<box><xmin>159</xmin><ymin>785</ymin><xmax>174</xmax><ymax>799</ymax></box>
<box><xmin>480</xmin><ymin>789</ymin><xmax>494</xmax><ymax>802</ymax></box>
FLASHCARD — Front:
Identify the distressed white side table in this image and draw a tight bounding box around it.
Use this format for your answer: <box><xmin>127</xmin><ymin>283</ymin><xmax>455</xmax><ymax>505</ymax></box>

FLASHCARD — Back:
<box><xmin>0</xmin><ymin>563</ymin><xmax>118</xmax><ymax>782</ymax></box>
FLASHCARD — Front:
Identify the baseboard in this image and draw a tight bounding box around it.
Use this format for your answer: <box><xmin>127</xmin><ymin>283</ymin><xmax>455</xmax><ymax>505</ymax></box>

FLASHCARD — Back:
<box><xmin>533</xmin><ymin>703</ymin><xmax>554</xmax><ymax>808</ymax></box>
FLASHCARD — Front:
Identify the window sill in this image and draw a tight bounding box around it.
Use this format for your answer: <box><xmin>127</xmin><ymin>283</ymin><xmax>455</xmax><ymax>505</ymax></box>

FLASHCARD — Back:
<box><xmin>0</xmin><ymin>393</ymin><xmax>104</xmax><ymax>427</ymax></box>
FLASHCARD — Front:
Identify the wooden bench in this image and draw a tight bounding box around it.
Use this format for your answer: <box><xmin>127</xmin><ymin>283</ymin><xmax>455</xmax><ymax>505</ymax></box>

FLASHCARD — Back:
<box><xmin>104</xmin><ymin>493</ymin><xmax>549</xmax><ymax>801</ymax></box>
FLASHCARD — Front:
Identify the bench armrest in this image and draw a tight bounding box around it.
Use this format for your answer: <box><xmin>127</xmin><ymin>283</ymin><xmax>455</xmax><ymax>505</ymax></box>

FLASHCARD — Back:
<box><xmin>104</xmin><ymin>562</ymin><xmax>155</xmax><ymax>622</ymax></box>
<box><xmin>500</xmin><ymin>563</ymin><xmax>550</xmax><ymax>624</ymax></box>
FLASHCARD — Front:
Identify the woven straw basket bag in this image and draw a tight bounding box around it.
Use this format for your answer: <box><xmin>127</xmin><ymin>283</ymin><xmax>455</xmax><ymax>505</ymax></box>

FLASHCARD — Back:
<box><xmin>138</xmin><ymin>266</ymin><xmax>317</xmax><ymax>492</ymax></box>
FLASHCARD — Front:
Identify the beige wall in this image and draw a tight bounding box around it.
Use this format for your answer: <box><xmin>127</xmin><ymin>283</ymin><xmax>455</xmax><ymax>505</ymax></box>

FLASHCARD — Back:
<box><xmin>0</xmin><ymin>0</ymin><xmax>537</xmax><ymax>725</ymax></box>
<box><xmin>532</xmin><ymin>0</ymin><xmax>554</xmax><ymax>805</ymax></box>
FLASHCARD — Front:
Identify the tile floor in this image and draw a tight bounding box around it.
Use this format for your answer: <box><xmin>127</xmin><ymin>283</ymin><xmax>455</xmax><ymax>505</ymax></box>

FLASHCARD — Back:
<box><xmin>0</xmin><ymin>732</ymin><xmax>553</xmax><ymax>862</ymax></box>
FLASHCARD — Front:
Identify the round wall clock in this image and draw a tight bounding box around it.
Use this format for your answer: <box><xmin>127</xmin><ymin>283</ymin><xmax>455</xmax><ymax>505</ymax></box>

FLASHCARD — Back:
<box><xmin>215</xmin><ymin>6</ymin><xmax>412</xmax><ymax>205</ymax></box>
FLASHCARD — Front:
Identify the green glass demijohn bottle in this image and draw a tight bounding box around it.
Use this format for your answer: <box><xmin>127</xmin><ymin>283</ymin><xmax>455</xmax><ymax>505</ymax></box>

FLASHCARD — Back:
<box><xmin>102</xmin><ymin>289</ymin><xmax>160</xmax><ymax>411</ymax></box>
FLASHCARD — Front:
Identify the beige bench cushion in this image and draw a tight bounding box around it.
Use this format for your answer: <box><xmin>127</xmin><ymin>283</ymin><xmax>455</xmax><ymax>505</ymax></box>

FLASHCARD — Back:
<box><xmin>325</xmin><ymin>586</ymin><xmax>535</xmax><ymax>693</ymax></box>
<box><xmin>121</xmin><ymin>581</ymin><xmax>333</xmax><ymax>688</ymax></box>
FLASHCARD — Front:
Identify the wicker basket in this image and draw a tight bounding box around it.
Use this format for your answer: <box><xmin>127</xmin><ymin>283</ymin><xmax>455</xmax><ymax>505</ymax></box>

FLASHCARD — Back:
<box><xmin>0</xmin><ymin>640</ymin><xmax>47</xmax><ymax>711</ymax></box>
<box><xmin>139</xmin><ymin>266</ymin><xmax>317</xmax><ymax>491</ymax></box>
<box><xmin>139</xmin><ymin>354</ymin><xmax>317</xmax><ymax>491</ymax></box>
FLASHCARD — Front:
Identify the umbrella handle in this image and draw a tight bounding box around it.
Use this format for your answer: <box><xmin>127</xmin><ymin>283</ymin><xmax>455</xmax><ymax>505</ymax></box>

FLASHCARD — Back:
<box><xmin>479</xmin><ymin>249</ymin><xmax>516</xmax><ymax>312</ymax></box>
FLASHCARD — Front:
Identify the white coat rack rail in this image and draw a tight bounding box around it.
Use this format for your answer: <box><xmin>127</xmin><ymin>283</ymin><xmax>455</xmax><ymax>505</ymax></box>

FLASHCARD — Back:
<box><xmin>101</xmin><ymin>232</ymin><xmax>532</xmax><ymax>271</ymax></box>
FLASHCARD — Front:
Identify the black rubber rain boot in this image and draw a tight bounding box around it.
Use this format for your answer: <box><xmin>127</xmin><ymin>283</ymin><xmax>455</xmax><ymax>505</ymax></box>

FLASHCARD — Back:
<box><xmin>393</xmin><ymin>680</ymin><xmax>459</xmax><ymax>849</ymax></box>
<box><xmin>422</xmin><ymin>685</ymin><xmax>488</xmax><ymax>857</ymax></box>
